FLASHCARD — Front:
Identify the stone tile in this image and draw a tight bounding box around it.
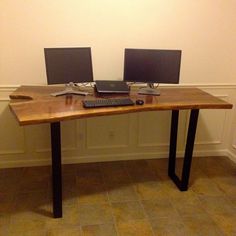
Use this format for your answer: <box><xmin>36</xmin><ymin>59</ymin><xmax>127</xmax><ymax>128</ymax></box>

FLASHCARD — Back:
<box><xmin>182</xmin><ymin>213</ymin><xmax>224</xmax><ymax>236</ymax></box>
<box><xmin>77</xmin><ymin>183</ymin><xmax>109</xmax><ymax>204</ymax></box>
<box><xmin>0</xmin><ymin>157</ymin><xmax>236</xmax><ymax>236</ymax></box>
<box><xmin>204</xmin><ymin>164</ymin><xmax>232</xmax><ymax>177</ymax></box>
<box><xmin>0</xmin><ymin>213</ymin><xmax>10</xmax><ymax>235</ymax></box>
<box><xmin>0</xmin><ymin>169</ymin><xmax>23</xmax><ymax>194</ymax></box>
<box><xmin>211</xmin><ymin>213</ymin><xmax>236</xmax><ymax>236</ymax></box>
<box><xmin>9</xmin><ymin>211</ymin><xmax>46</xmax><ymax>234</ymax></box>
<box><xmin>146</xmin><ymin>158</ymin><xmax>168</xmax><ymax>172</ymax></box>
<box><xmin>101</xmin><ymin>161</ymin><xmax>131</xmax><ymax>185</ymax></box>
<box><xmin>62</xmin><ymin>189</ymin><xmax>79</xmax><ymax>207</ymax></box>
<box><xmin>0</xmin><ymin>167</ymin><xmax>24</xmax><ymax>179</ymax></box>
<box><xmin>62</xmin><ymin>174</ymin><xmax>77</xmax><ymax>192</ymax></box>
<box><xmin>23</xmin><ymin>166</ymin><xmax>51</xmax><ymax>179</ymax></box>
<box><xmin>125</xmin><ymin>160</ymin><xmax>159</xmax><ymax>182</ymax></box>
<box><xmin>0</xmin><ymin>193</ymin><xmax>15</xmax><ymax>213</ymax></box>
<box><xmin>198</xmin><ymin>195</ymin><xmax>236</xmax><ymax>215</ymax></box>
<box><xmin>191</xmin><ymin>177</ymin><xmax>224</xmax><ymax>196</ymax></box>
<box><xmin>154</xmin><ymin>169</ymin><xmax>169</xmax><ymax>181</ymax></box>
<box><xmin>213</xmin><ymin>176</ymin><xmax>236</xmax><ymax>195</ymax></box>
<box><xmin>134</xmin><ymin>180</ymin><xmax>167</xmax><ymax>200</ymax></box>
<box><xmin>152</xmin><ymin>178</ymin><xmax>179</xmax><ymax>196</ymax></box>
<box><xmin>82</xmin><ymin>224</ymin><xmax>117</xmax><ymax>236</ymax></box>
<box><xmin>107</xmin><ymin>183</ymin><xmax>139</xmax><ymax>202</ymax></box>
<box><xmin>111</xmin><ymin>201</ymin><xmax>146</xmax><ymax>223</ymax></box>
<box><xmin>76</xmin><ymin>170</ymin><xmax>104</xmax><ymax>187</ymax></box>
<box><xmin>47</xmin><ymin>225</ymin><xmax>82</xmax><ymax>236</ymax></box>
<box><xmin>62</xmin><ymin>163</ymin><xmax>78</xmax><ymax>176</ymax></box>
<box><xmin>197</xmin><ymin>156</ymin><xmax>236</xmax><ymax>178</ymax></box>
<box><xmin>150</xmin><ymin>216</ymin><xmax>188</xmax><ymax>236</ymax></box>
<box><xmin>14</xmin><ymin>191</ymin><xmax>51</xmax><ymax>212</ymax></box>
<box><xmin>189</xmin><ymin>167</ymin><xmax>209</xmax><ymax>185</ymax></box>
<box><xmin>77</xmin><ymin>203</ymin><xmax>113</xmax><ymax>226</ymax></box>
<box><xmin>169</xmin><ymin>190</ymin><xmax>205</xmax><ymax>217</ymax></box>
<box><xmin>125</xmin><ymin>160</ymin><xmax>150</xmax><ymax>169</ymax></box>
<box><xmin>77</xmin><ymin>162</ymin><xmax>101</xmax><ymax>175</ymax></box>
<box><xmin>18</xmin><ymin>173</ymin><xmax>50</xmax><ymax>193</ymax></box>
<box><xmin>46</xmin><ymin>205</ymin><xmax>80</xmax><ymax>226</ymax></box>
<box><xmin>101</xmin><ymin>160</ymin><xmax>126</xmax><ymax>170</ymax></box>
<box><xmin>142</xmin><ymin>198</ymin><xmax>179</xmax><ymax>219</ymax></box>
<box><xmin>116</xmin><ymin>219</ymin><xmax>154</xmax><ymax>236</ymax></box>
<box><xmin>226</xmin><ymin>195</ymin><xmax>236</xmax><ymax>208</ymax></box>
<box><xmin>12</xmin><ymin>228</ymin><xmax>47</xmax><ymax>236</ymax></box>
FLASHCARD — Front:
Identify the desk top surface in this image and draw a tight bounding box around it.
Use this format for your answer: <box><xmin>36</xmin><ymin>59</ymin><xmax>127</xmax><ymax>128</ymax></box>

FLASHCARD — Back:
<box><xmin>9</xmin><ymin>85</ymin><xmax>233</xmax><ymax>125</ymax></box>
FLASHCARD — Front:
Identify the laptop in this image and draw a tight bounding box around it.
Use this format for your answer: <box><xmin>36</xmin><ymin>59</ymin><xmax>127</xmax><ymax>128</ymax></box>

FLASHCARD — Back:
<box><xmin>95</xmin><ymin>80</ymin><xmax>130</xmax><ymax>94</ymax></box>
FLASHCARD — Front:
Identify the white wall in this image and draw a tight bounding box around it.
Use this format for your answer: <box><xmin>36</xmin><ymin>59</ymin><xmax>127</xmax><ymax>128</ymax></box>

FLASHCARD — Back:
<box><xmin>0</xmin><ymin>0</ymin><xmax>236</xmax><ymax>85</ymax></box>
<box><xmin>0</xmin><ymin>1</ymin><xmax>236</xmax><ymax>167</ymax></box>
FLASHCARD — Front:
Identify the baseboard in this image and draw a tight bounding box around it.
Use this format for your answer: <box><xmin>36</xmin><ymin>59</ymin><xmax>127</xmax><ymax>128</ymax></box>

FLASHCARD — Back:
<box><xmin>225</xmin><ymin>150</ymin><xmax>236</xmax><ymax>163</ymax></box>
<box><xmin>0</xmin><ymin>159</ymin><xmax>51</xmax><ymax>169</ymax></box>
<box><xmin>1</xmin><ymin>149</ymin><xmax>235</xmax><ymax>169</ymax></box>
<box><xmin>193</xmin><ymin>149</ymin><xmax>229</xmax><ymax>157</ymax></box>
<box><xmin>0</xmin><ymin>152</ymin><xmax>168</xmax><ymax>168</ymax></box>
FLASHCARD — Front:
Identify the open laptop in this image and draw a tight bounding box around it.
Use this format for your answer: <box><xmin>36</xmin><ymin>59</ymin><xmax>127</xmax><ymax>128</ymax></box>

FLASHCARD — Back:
<box><xmin>95</xmin><ymin>80</ymin><xmax>130</xmax><ymax>94</ymax></box>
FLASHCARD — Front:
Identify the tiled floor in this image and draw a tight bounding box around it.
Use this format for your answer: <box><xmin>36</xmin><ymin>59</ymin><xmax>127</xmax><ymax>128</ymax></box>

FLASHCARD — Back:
<box><xmin>0</xmin><ymin>156</ymin><xmax>236</xmax><ymax>236</ymax></box>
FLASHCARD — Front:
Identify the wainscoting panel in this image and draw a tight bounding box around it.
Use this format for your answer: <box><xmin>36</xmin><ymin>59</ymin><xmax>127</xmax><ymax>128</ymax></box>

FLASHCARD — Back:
<box><xmin>86</xmin><ymin>114</ymin><xmax>130</xmax><ymax>149</ymax></box>
<box><xmin>137</xmin><ymin>111</ymin><xmax>171</xmax><ymax>147</ymax></box>
<box><xmin>195</xmin><ymin>109</ymin><xmax>227</xmax><ymax>145</ymax></box>
<box><xmin>0</xmin><ymin>102</ymin><xmax>25</xmax><ymax>155</ymax></box>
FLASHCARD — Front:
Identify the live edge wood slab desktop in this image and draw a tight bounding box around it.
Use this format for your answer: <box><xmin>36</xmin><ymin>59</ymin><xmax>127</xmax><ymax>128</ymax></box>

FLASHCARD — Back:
<box><xmin>9</xmin><ymin>85</ymin><xmax>233</xmax><ymax>218</ymax></box>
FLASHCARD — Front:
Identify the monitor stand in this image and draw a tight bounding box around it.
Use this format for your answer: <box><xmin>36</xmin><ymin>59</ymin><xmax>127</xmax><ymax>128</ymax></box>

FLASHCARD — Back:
<box><xmin>50</xmin><ymin>82</ymin><xmax>89</xmax><ymax>96</ymax></box>
<box><xmin>138</xmin><ymin>83</ymin><xmax>160</xmax><ymax>96</ymax></box>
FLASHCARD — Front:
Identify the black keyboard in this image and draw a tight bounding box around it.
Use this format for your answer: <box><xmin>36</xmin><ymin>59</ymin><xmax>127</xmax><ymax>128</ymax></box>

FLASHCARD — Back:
<box><xmin>83</xmin><ymin>98</ymin><xmax>134</xmax><ymax>108</ymax></box>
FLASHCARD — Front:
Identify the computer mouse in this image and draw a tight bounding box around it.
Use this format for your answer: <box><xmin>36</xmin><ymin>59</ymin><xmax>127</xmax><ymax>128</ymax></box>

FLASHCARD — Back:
<box><xmin>136</xmin><ymin>99</ymin><xmax>144</xmax><ymax>105</ymax></box>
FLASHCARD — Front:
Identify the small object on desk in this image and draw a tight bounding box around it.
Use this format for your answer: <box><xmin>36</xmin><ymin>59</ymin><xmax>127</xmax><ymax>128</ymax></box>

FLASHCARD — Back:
<box><xmin>9</xmin><ymin>94</ymin><xmax>33</xmax><ymax>100</ymax></box>
<box><xmin>136</xmin><ymin>99</ymin><xmax>144</xmax><ymax>105</ymax></box>
<box><xmin>50</xmin><ymin>83</ymin><xmax>90</xmax><ymax>97</ymax></box>
<box><xmin>95</xmin><ymin>80</ymin><xmax>130</xmax><ymax>94</ymax></box>
<box><xmin>83</xmin><ymin>98</ymin><xmax>134</xmax><ymax>108</ymax></box>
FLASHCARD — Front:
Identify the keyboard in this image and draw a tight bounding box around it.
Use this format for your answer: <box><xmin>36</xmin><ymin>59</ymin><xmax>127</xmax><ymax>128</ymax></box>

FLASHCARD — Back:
<box><xmin>83</xmin><ymin>98</ymin><xmax>134</xmax><ymax>108</ymax></box>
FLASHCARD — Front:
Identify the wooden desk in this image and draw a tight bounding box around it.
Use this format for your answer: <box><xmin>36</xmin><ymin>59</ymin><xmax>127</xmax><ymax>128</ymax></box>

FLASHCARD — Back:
<box><xmin>9</xmin><ymin>85</ymin><xmax>233</xmax><ymax>218</ymax></box>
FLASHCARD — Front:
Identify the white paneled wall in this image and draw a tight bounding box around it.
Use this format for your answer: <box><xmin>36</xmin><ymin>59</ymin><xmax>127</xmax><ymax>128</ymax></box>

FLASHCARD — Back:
<box><xmin>0</xmin><ymin>85</ymin><xmax>235</xmax><ymax>168</ymax></box>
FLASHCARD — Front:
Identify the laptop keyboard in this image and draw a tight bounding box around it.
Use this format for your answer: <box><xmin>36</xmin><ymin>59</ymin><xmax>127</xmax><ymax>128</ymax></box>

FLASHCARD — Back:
<box><xmin>83</xmin><ymin>98</ymin><xmax>134</xmax><ymax>108</ymax></box>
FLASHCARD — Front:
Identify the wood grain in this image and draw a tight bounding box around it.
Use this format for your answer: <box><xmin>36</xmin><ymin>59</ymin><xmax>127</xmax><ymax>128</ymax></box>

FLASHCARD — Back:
<box><xmin>9</xmin><ymin>85</ymin><xmax>233</xmax><ymax>125</ymax></box>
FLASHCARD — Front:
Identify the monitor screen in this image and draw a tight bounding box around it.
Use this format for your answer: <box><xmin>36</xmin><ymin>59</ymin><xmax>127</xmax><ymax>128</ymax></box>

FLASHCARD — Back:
<box><xmin>123</xmin><ymin>49</ymin><xmax>181</xmax><ymax>84</ymax></box>
<box><xmin>44</xmin><ymin>47</ymin><xmax>93</xmax><ymax>84</ymax></box>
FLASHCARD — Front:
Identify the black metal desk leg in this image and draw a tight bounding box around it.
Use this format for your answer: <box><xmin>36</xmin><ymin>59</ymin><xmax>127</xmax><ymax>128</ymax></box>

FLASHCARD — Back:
<box><xmin>168</xmin><ymin>109</ymin><xmax>199</xmax><ymax>191</ymax></box>
<box><xmin>50</xmin><ymin>122</ymin><xmax>62</xmax><ymax>218</ymax></box>
<box><xmin>168</xmin><ymin>110</ymin><xmax>179</xmax><ymax>176</ymax></box>
<box><xmin>181</xmin><ymin>109</ymin><xmax>199</xmax><ymax>190</ymax></box>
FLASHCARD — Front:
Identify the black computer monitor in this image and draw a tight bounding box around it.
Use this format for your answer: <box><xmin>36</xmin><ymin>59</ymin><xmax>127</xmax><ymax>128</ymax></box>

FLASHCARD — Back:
<box><xmin>123</xmin><ymin>48</ymin><xmax>182</xmax><ymax>95</ymax></box>
<box><xmin>44</xmin><ymin>47</ymin><xmax>93</xmax><ymax>96</ymax></box>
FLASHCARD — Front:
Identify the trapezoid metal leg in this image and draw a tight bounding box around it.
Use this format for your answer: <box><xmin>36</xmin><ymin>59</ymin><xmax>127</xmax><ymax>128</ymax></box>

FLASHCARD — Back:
<box><xmin>168</xmin><ymin>110</ymin><xmax>179</xmax><ymax>177</ymax></box>
<box><xmin>50</xmin><ymin>122</ymin><xmax>62</xmax><ymax>218</ymax></box>
<box><xmin>181</xmin><ymin>109</ymin><xmax>199</xmax><ymax>190</ymax></box>
<box><xmin>168</xmin><ymin>109</ymin><xmax>199</xmax><ymax>191</ymax></box>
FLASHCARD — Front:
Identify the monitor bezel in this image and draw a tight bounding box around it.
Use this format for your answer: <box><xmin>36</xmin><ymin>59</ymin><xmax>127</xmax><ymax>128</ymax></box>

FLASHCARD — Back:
<box><xmin>123</xmin><ymin>48</ymin><xmax>182</xmax><ymax>84</ymax></box>
<box><xmin>44</xmin><ymin>47</ymin><xmax>94</xmax><ymax>85</ymax></box>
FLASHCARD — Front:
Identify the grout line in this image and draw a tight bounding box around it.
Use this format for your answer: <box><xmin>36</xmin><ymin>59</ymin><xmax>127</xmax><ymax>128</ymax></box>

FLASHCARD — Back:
<box><xmin>124</xmin><ymin>160</ymin><xmax>155</xmax><ymax>236</ymax></box>
<box><xmin>99</xmin><ymin>162</ymin><xmax>120</xmax><ymax>236</ymax></box>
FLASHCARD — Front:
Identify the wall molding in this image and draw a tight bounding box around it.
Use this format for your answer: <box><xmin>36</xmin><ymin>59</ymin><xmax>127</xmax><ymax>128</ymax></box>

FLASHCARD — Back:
<box><xmin>225</xmin><ymin>150</ymin><xmax>236</xmax><ymax>164</ymax></box>
<box><xmin>0</xmin><ymin>150</ymin><xmax>25</xmax><ymax>155</ymax></box>
<box><xmin>1</xmin><ymin>149</ymin><xmax>234</xmax><ymax>169</ymax></box>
